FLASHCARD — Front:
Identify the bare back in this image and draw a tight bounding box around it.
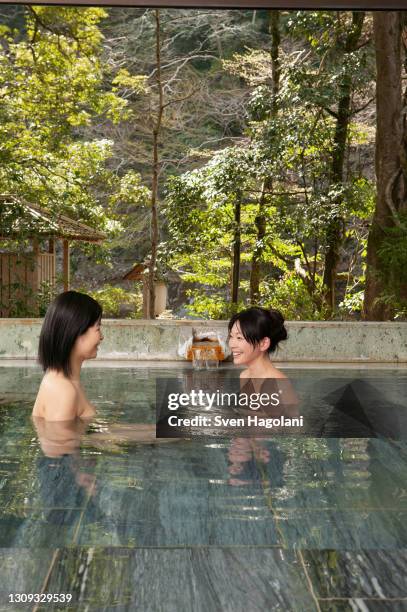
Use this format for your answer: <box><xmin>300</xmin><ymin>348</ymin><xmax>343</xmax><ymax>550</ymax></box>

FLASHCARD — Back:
<box><xmin>33</xmin><ymin>371</ymin><xmax>96</xmax><ymax>421</ymax></box>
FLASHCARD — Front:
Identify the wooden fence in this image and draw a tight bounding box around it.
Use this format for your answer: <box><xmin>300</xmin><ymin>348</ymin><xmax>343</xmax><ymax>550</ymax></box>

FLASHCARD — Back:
<box><xmin>0</xmin><ymin>252</ymin><xmax>56</xmax><ymax>316</ymax></box>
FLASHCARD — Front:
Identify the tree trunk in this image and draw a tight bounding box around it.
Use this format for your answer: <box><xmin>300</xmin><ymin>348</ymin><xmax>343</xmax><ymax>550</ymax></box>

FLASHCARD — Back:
<box><xmin>401</xmin><ymin>12</ymin><xmax>407</xmax><ymax>213</ymax></box>
<box><xmin>250</xmin><ymin>180</ymin><xmax>268</xmax><ymax>304</ymax></box>
<box><xmin>148</xmin><ymin>9</ymin><xmax>164</xmax><ymax>319</ymax></box>
<box><xmin>249</xmin><ymin>10</ymin><xmax>280</xmax><ymax>304</ymax></box>
<box><xmin>231</xmin><ymin>198</ymin><xmax>241</xmax><ymax>304</ymax></box>
<box><xmin>270</xmin><ymin>10</ymin><xmax>280</xmax><ymax>115</ymax></box>
<box><xmin>322</xmin><ymin>11</ymin><xmax>365</xmax><ymax>315</ymax></box>
<box><xmin>364</xmin><ymin>12</ymin><xmax>403</xmax><ymax>320</ymax></box>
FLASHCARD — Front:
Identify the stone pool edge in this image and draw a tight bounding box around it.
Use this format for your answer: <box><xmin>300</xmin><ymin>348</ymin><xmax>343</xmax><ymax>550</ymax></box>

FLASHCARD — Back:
<box><xmin>0</xmin><ymin>319</ymin><xmax>406</xmax><ymax>363</ymax></box>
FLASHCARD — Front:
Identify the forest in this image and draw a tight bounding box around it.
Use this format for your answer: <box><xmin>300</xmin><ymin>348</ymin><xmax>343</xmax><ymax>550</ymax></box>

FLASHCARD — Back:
<box><xmin>0</xmin><ymin>6</ymin><xmax>406</xmax><ymax>320</ymax></box>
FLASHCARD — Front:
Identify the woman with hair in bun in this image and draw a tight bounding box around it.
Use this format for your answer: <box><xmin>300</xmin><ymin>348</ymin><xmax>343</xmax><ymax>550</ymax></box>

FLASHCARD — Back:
<box><xmin>226</xmin><ymin>307</ymin><xmax>298</xmax><ymax>484</ymax></box>
<box><xmin>228</xmin><ymin>306</ymin><xmax>288</xmax><ymax>381</ymax></box>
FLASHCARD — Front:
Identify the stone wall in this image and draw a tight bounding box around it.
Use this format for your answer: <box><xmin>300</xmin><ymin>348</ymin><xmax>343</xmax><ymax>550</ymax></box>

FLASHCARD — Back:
<box><xmin>0</xmin><ymin>319</ymin><xmax>406</xmax><ymax>363</ymax></box>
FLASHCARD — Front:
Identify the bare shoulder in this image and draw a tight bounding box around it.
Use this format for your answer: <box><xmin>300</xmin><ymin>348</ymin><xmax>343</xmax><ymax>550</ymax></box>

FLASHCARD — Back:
<box><xmin>41</xmin><ymin>372</ymin><xmax>78</xmax><ymax>397</ymax></box>
<box><xmin>268</xmin><ymin>367</ymin><xmax>287</xmax><ymax>379</ymax></box>
<box><xmin>35</xmin><ymin>373</ymin><xmax>78</xmax><ymax>421</ymax></box>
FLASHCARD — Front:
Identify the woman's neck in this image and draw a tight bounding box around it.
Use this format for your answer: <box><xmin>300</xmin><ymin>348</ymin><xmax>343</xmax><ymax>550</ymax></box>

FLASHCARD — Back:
<box><xmin>69</xmin><ymin>357</ymin><xmax>83</xmax><ymax>382</ymax></box>
<box><xmin>244</xmin><ymin>353</ymin><xmax>273</xmax><ymax>378</ymax></box>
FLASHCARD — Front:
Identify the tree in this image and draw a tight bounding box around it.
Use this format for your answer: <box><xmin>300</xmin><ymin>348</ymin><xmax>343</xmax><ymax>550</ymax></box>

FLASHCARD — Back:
<box><xmin>280</xmin><ymin>11</ymin><xmax>372</xmax><ymax>314</ymax></box>
<box><xmin>0</xmin><ymin>6</ymin><xmax>148</xmax><ymax>263</ymax></box>
<box><xmin>364</xmin><ymin>11</ymin><xmax>407</xmax><ymax>319</ymax></box>
<box><xmin>102</xmin><ymin>8</ymin><xmax>272</xmax><ymax>316</ymax></box>
<box><xmin>148</xmin><ymin>9</ymin><xmax>163</xmax><ymax>319</ymax></box>
<box><xmin>223</xmin><ymin>11</ymin><xmax>375</xmax><ymax>317</ymax></box>
<box><xmin>96</xmin><ymin>9</ymin><xmax>271</xmax><ymax>274</ymax></box>
<box><xmin>321</xmin><ymin>11</ymin><xmax>366</xmax><ymax>313</ymax></box>
<box><xmin>249</xmin><ymin>9</ymin><xmax>280</xmax><ymax>304</ymax></box>
<box><xmin>164</xmin><ymin>146</ymin><xmax>256</xmax><ymax>315</ymax></box>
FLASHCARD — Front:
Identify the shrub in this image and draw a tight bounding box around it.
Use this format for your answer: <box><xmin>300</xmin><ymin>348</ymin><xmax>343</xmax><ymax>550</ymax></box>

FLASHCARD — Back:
<box><xmin>80</xmin><ymin>284</ymin><xmax>142</xmax><ymax>318</ymax></box>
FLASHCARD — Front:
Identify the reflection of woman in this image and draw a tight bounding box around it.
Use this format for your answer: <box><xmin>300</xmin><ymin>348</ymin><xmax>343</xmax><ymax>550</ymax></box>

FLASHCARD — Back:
<box><xmin>32</xmin><ymin>417</ymin><xmax>96</xmax><ymax>506</ymax></box>
<box><xmin>33</xmin><ymin>291</ymin><xmax>103</xmax><ymax>421</ymax></box>
<box><xmin>33</xmin><ymin>415</ymin><xmax>88</xmax><ymax>457</ymax></box>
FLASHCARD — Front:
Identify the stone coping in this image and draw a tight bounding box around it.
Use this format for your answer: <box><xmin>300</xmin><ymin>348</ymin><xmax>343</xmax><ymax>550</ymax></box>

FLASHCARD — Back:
<box><xmin>0</xmin><ymin>319</ymin><xmax>404</xmax><ymax>326</ymax></box>
<box><xmin>0</xmin><ymin>319</ymin><xmax>406</xmax><ymax>363</ymax></box>
<box><xmin>1</xmin><ymin>359</ymin><xmax>406</xmax><ymax>370</ymax></box>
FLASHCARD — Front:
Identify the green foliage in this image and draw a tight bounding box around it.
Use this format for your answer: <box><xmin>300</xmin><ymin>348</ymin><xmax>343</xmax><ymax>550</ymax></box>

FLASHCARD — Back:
<box><xmin>1</xmin><ymin>8</ymin><xmax>388</xmax><ymax>320</ymax></box>
<box><xmin>285</xmin><ymin>11</ymin><xmax>374</xmax><ymax>102</ymax></box>
<box><xmin>112</xmin><ymin>69</ymin><xmax>148</xmax><ymax>95</ymax></box>
<box><xmin>0</xmin><ymin>277</ymin><xmax>57</xmax><ymax>317</ymax></box>
<box><xmin>0</xmin><ymin>5</ymin><xmax>153</xmax><ymax>311</ymax></box>
<box><xmin>185</xmin><ymin>290</ymin><xmax>245</xmax><ymax>320</ymax></box>
<box><xmin>260</xmin><ymin>272</ymin><xmax>326</xmax><ymax>320</ymax></box>
<box><xmin>0</xmin><ymin>6</ymin><xmax>148</xmax><ymax>248</ymax></box>
<box><xmin>108</xmin><ymin>170</ymin><xmax>152</xmax><ymax>251</ymax></box>
<box><xmin>163</xmin><ymin>146</ymin><xmax>266</xmax><ymax>314</ymax></box>
<box><xmin>338</xmin><ymin>289</ymin><xmax>364</xmax><ymax>317</ymax></box>
<box><xmin>162</xmin><ymin>10</ymin><xmax>376</xmax><ymax>320</ymax></box>
<box><xmin>81</xmin><ymin>284</ymin><xmax>143</xmax><ymax>318</ymax></box>
<box><xmin>163</xmin><ymin>145</ymin><xmax>256</xmax><ymax>262</ymax></box>
<box><xmin>37</xmin><ymin>280</ymin><xmax>58</xmax><ymax>317</ymax></box>
<box><xmin>345</xmin><ymin>177</ymin><xmax>376</xmax><ymax>218</ymax></box>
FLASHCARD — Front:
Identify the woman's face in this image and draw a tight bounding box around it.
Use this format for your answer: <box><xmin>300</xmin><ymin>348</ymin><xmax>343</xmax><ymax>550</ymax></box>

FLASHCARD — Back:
<box><xmin>74</xmin><ymin>320</ymin><xmax>103</xmax><ymax>361</ymax></box>
<box><xmin>228</xmin><ymin>321</ymin><xmax>267</xmax><ymax>366</ymax></box>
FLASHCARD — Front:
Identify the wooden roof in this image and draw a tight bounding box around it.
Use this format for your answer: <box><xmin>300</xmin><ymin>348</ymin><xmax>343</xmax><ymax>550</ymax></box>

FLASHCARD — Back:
<box><xmin>0</xmin><ymin>195</ymin><xmax>105</xmax><ymax>242</ymax></box>
<box><xmin>123</xmin><ymin>263</ymin><xmax>147</xmax><ymax>281</ymax></box>
<box><xmin>123</xmin><ymin>261</ymin><xmax>180</xmax><ymax>282</ymax></box>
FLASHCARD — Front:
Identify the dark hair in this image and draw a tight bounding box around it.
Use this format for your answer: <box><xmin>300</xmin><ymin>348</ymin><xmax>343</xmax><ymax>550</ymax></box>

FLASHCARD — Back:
<box><xmin>228</xmin><ymin>307</ymin><xmax>287</xmax><ymax>353</ymax></box>
<box><xmin>38</xmin><ymin>291</ymin><xmax>102</xmax><ymax>377</ymax></box>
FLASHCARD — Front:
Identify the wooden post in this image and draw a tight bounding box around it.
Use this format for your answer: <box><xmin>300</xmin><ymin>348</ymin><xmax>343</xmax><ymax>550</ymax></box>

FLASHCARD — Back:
<box><xmin>30</xmin><ymin>238</ymin><xmax>40</xmax><ymax>314</ymax></box>
<box><xmin>142</xmin><ymin>275</ymin><xmax>149</xmax><ymax>318</ymax></box>
<box><xmin>62</xmin><ymin>239</ymin><xmax>70</xmax><ymax>291</ymax></box>
<box><xmin>48</xmin><ymin>238</ymin><xmax>56</xmax><ymax>287</ymax></box>
<box><xmin>32</xmin><ymin>238</ymin><xmax>39</xmax><ymax>256</ymax></box>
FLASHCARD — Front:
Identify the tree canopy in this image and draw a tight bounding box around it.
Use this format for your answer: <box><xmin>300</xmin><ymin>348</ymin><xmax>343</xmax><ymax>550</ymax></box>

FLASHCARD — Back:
<box><xmin>0</xmin><ymin>6</ymin><xmax>405</xmax><ymax>320</ymax></box>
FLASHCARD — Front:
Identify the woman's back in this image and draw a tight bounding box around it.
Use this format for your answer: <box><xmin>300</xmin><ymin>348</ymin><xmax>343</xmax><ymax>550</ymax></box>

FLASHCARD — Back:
<box><xmin>33</xmin><ymin>370</ymin><xmax>95</xmax><ymax>421</ymax></box>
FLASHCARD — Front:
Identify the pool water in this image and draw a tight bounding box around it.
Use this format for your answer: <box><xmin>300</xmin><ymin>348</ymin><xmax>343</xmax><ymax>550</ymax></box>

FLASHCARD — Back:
<box><xmin>0</xmin><ymin>365</ymin><xmax>407</xmax><ymax>611</ymax></box>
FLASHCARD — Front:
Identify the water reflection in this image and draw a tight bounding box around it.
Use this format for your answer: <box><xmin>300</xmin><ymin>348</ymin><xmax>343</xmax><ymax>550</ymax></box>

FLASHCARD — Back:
<box><xmin>32</xmin><ymin>417</ymin><xmax>97</xmax><ymax>507</ymax></box>
<box><xmin>31</xmin><ymin>417</ymin><xmax>179</xmax><ymax>508</ymax></box>
<box><xmin>227</xmin><ymin>438</ymin><xmax>285</xmax><ymax>488</ymax></box>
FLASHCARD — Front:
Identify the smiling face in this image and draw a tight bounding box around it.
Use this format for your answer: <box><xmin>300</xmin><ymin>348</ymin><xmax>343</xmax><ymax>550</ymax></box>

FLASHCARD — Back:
<box><xmin>73</xmin><ymin>320</ymin><xmax>103</xmax><ymax>361</ymax></box>
<box><xmin>228</xmin><ymin>321</ymin><xmax>269</xmax><ymax>366</ymax></box>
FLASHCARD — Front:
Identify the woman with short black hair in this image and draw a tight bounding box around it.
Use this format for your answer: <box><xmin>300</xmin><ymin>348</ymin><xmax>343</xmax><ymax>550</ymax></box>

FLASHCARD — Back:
<box><xmin>33</xmin><ymin>291</ymin><xmax>103</xmax><ymax>421</ymax></box>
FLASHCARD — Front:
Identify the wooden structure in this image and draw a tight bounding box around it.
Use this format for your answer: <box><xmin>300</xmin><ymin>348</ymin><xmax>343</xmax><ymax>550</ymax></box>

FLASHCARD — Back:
<box><xmin>123</xmin><ymin>262</ymin><xmax>168</xmax><ymax>317</ymax></box>
<box><xmin>0</xmin><ymin>195</ymin><xmax>105</xmax><ymax>316</ymax></box>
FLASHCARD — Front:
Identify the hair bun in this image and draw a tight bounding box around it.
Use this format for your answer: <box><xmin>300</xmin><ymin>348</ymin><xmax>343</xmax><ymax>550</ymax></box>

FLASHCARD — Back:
<box><xmin>268</xmin><ymin>308</ymin><xmax>287</xmax><ymax>350</ymax></box>
<box><xmin>227</xmin><ymin>305</ymin><xmax>287</xmax><ymax>354</ymax></box>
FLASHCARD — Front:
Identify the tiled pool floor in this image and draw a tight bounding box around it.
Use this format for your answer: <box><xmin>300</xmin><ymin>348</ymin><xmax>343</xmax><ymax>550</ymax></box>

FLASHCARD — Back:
<box><xmin>0</xmin><ymin>365</ymin><xmax>406</xmax><ymax>611</ymax></box>
<box><xmin>2</xmin><ymin>547</ymin><xmax>407</xmax><ymax>611</ymax></box>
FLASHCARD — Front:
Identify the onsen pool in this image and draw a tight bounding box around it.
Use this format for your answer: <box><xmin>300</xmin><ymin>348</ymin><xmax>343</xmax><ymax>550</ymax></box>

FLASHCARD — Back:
<box><xmin>0</xmin><ymin>363</ymin><xmax>406</xmax><ymax>611</ymax></box>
